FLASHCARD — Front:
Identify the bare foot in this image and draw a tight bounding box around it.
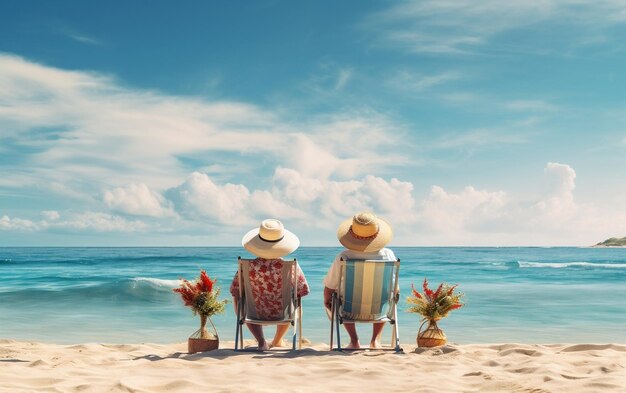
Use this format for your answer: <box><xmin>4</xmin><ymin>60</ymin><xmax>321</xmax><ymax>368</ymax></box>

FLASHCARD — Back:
<box><xmin>344</xmin><ymin>341</ymin><xmax>361</xmax><ymax>350</ymax></box>
<box><xmin>369</xmin><ymin>340</ymin><xmax>383</xmax><ymax>349</ymax></box>
<box><xmin>269</xmin><ymin>339</ymin><xmax>288</xmax><ymax>349</ymax></box>
<box><xmin>257</xmin><ymin>340</ymin><xmax>270</xmax><ymax>351</ymax></box>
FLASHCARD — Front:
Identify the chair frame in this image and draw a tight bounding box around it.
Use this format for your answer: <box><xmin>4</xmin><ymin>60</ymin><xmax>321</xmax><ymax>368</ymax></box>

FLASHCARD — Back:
<box><xmin>234</xmin><ymin>256</ymin><xmax>303</xmax><ymax>351</ymax></box>
<box><xmin>329</xmin><ymin>258</ymin><xmax>401</xmax><ymax>352</ymax></box>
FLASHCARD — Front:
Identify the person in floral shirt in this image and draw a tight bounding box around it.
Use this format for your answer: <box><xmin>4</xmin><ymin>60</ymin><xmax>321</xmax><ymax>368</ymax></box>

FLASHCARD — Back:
<box><xmin>231</xmin><ymin>219</ymin><xmax>309</xmax><ymax>351</ymax></box>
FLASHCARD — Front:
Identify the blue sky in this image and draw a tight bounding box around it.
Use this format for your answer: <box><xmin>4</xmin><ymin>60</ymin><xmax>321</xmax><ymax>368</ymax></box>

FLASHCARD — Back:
<box><xmin>1</xmin><ymin>0</ymin><xmax>626</xmax><ymax>246</ymax></box>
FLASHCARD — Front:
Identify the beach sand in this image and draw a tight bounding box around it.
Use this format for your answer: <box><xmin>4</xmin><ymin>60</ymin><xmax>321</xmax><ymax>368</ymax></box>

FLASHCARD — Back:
<box><xmin>1</xmin><ymin>339</ymin><xmax>624</xmax><ymax>392</ymax></box>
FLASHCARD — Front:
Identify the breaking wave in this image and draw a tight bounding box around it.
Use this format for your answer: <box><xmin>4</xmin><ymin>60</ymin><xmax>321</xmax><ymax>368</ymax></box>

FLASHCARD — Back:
<box><xmin>516</xmin><ymin>261</ymin><xmax>626</xmax><ymax>269</ymax></box>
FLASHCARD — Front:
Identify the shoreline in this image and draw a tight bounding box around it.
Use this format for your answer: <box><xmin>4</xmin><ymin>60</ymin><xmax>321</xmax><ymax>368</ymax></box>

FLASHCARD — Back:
<box><xmin>1</xmin><ymin>340</ymin><xmax>624</xmax><ymax>392</ymax></box>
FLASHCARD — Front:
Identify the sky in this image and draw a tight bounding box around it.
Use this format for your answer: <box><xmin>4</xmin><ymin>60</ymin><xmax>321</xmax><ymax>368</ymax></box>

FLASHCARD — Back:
<box><xmin>1</xmin><ymin>0</ymin><xmax>626</xmax><ymax>246</ymax></box>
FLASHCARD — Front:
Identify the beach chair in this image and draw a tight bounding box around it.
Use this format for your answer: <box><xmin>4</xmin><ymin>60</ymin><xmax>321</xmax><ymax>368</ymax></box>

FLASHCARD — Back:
<box><xmin>329</xmin><ymin>258</ymin><xmax>401</xmax><ymax>352</ymax></box>
<box><xmin>234</xmin><ymin>257</ymin><xmax>303</xmax><ymax>351</ymax></box>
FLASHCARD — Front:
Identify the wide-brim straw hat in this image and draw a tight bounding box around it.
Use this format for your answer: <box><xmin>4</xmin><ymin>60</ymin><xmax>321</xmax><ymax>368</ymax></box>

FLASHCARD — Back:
<box><xmin>242</xmin><ymin>219</ymin><xmax>300</xmax><ymax>259</ymax></box>
<box><xmin>337</xmin><ymin>211</ymin><xmax>393</xmax><ymax>252</ymax></box>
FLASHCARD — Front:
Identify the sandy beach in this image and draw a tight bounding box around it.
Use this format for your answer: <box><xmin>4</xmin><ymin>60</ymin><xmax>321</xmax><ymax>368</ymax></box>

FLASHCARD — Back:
<box><xmin>1</xmin><ymin>340</ymin><xmax>624</xmax><ymax>393</ymax></box>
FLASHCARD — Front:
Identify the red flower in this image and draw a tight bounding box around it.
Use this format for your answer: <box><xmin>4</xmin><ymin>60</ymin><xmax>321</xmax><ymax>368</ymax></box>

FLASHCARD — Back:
<box><xmin>423</xmin><ymin>278</ymin><xmax>435</xmax><ymax>300</ymax></box>
<box><xmin>433</xmin><ymin>283</ymin><xmax>444</xmax><ymax>299</ymax></box>
<box><xmin>173</xmin><ymin>279</ymin><xmax>197</xmax><ymax>306</ymax></box>
<box><xmin>411</xmin><ymin>283</ymin><xmax>423</xmax><ymax>299</ymax></box>
<box><xmin>450</xmin><ymin>304</ymin><xmax>463</xmax><ymax>310</ymax></box>
<box><xmin>447</xmin><ymin>285</ymin><xmax>458</xmax><ymax>296</ymax></box>
<box><xmin>199</xmin><ymin>270</ymin><xmax>214</xmax><ymax>293</ymax></box>
<box><xmin>173</xmin><ymin>270</ymin><xmax>217</xmax><ymax>309</ymax></box>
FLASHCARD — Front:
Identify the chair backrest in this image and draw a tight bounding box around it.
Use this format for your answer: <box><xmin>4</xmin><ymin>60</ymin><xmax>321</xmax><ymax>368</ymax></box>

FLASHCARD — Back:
<box><xmin>338</xmin><ymin>259</ymin><xmax>400</xmax><ymax>321</ymax></box>
<box><xmin>238</xmin><ymin>257</ymin><xmax>298</xmax><ymax>321</ymax></box>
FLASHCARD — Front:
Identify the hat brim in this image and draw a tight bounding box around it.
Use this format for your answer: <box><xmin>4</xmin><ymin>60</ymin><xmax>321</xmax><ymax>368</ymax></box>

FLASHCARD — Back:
<box><xmin>337</xmin><ymin>216</ymin><xmax>393</xmax><ymax>252</ymax></box>
<box><xmin>241</xmin><ymin>228</ymin><xmax>300</xmax><ymax>259</ymax></box>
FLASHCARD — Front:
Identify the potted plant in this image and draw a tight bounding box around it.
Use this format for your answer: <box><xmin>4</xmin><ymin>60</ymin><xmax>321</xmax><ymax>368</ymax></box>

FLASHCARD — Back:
<box><xmin>173</xmin><ymin>270</ymin><xmax>229</xmax><ymax>353</ymax></box>
<box><xmin>407</xmin><ymin>278</ymin><xmax>464</xmax><ymax>348</ymax></box>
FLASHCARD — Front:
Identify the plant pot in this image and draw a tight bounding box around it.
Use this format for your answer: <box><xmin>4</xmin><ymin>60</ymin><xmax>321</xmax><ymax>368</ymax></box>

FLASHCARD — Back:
<box><xmin>417</xmin><ymin>319</ymin><xmax>447</xmax><ymax>348</ymax></box>
<box><xmin>188</xmin><ymin>315</ymin><xmax>220</xmax><ymax>353</ymax></box>
<box><xmin>188</xmin><ymin>336</ymin><xmax>219</xmax><ymax>353</ymax></box>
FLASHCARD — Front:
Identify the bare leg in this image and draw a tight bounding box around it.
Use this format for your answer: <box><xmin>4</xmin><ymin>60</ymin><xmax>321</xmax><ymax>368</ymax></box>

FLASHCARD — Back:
<box><xmin>245</xmin><ymin>323</ymin><xmax>269</xmax><ymax>351</ymax></box>
<box><xmin>343</xmin><ymin>322</ymin><xmax>360</xmax><ymax>349</ymax></box>
<box><xmin>370</xmin><ymin>322</ymin><xmax>385</xmax><ymax>348</ymax></box>
<box><xmin>270</xmin><ymin>323</ymin><xmax>290</xmax><ymax>348</ymax></box>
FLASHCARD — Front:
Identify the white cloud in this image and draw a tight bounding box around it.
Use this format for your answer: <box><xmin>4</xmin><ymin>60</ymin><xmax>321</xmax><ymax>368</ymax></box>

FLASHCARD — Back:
<box><xmin>504</xmin><ymin>100</ymin><xmax>557</xmax><ymax>112</ymax></box>
<box><xmin>164</xmin><ymin>171</ymin><xmax>308</xmax><ymax>225</ymax></box>
<box><xmin>2</xmin><ymin>211</ymin><xmax>148</xmax><ymax>234</ymax></box>
<box><xmin>0</xmin><ymin>54</ymin><xmax>408</xmax><ymax>201</ymax></box>
<box><xmin>3</xmin><ymin>161</ymin><xmax>625</xmax><ymax>246</ymax></box>
<box><xmin>387</xmin><ymin>70</ymin><xmax>461</xmax><ymax>92</ymax></box>
<box><xmin>248</xmin><ymin>190</ymin><xmax>307</xmax><ymax>220</ymax></box>
<box><xmin>335</xmin><ymin>68</ymin><xmax>352</xmax><ymax>90</ymax></box>
<box><xmin>41</xmin><ymin>210</ymin><xmax>60</xmax><ymax>221</ymax></box>
<box><xmin>366</xmin><ymin>0</ymin><xmax>626</xmax><ymax>55</ymax></box>
<box><xmin>359</xmin><ymin>176</ymin><xmax>416</xmax><ymax>223</ymax></box>
<box><xmin>272</xmin><ymin>167</ymin><xmax>325</xmax><ymax>205</ymax></box>
<box><xmin>162</xmin><ymin>169</ymin><xmax>415</xmax><ymax>230</ymax></box>
<box><xmin>168</xmin><ymin>172</ymin><xmax>252</xmax><ymax>225</ymax></box>
<box><xmin>154</xmin><ymin>162</ymin><xmax>625</xmax><ymax>245</ymax></box>
<box><xmin>0</xmin><ymin>215</ymin><xmax>39</xmax><ymax>231</ymax></box>
<box><xmin>419</xmin><ymin>185</ymin><xmax>507</xmax><ymax>234</ymax></box>
<box><xmin>434</xmin><ymin>129</ymin><xmax>528</xmax><ymax>150</ymax></box>
<box><xmin>104</xmin><ymin>183</ymin><xmax>176</xmax><ymax>218</ymax></box>
<box><xmin>531</xmin><ymin>162</ymin><xmax>577</xmax><ymax>222</ymax></box>
<box><xmin>544</xmin><ymin>162</ymin><xmax>576</xmax><ymax>197</ymax></box>
<box><xmin>267</xmin><ymin>169</ymin><xmax>416</xmax><ymax>226</ymax></box>
<box><xmin>286</xmin><ymin>134</ymin><xmax>343</xmax><ymax>179</ymax></box>
<box><xmin>51</xmin><ymin>212</ymin><xmax>148</xmax><ymax>233</ymax></box>
<box><xmin>3</xmin><ymin>54</ymin><xmax>625</xmax><ymax>245</ymax></box>
<box><xmin>61</xmin><ymin>29</ymin><xmax>102</xmax><ymax>46</ymax></box>
<box><xmin>408</xmin><ymin>162</ymin><xmax>626</xmax><ymax>245</ymax></box>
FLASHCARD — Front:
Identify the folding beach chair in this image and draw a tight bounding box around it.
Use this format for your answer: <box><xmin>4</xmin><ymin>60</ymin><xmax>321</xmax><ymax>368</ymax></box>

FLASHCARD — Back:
<box><xmin>329</xmin><ymin>258</ymin><xmax>401</xmax><ymax>352</ymax></box>
<box><xmin>234</xmin><ymin>257</ymin><xmax>303</xmax><ymax>351</ymax></box>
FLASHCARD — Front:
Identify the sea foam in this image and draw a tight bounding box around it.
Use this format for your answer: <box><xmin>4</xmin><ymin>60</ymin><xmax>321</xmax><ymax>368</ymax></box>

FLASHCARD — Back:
<box><xmin>517</xmin><ymin>261</ymin><xmax>626</xmax><ymax>269</ymax></box>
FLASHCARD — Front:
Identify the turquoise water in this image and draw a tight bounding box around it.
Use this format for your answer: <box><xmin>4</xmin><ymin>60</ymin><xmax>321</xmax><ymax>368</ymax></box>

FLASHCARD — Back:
<box><xmin>1</xmin><ymin>247</ymin><xmax>625</xmax><ymax>345</ymax></box>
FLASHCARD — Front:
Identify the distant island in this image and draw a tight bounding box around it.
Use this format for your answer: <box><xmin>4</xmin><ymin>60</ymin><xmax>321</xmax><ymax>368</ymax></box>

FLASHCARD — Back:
<box><xmin>593</xmin><ymin>237</ymin><xmax>626</xmax><ymax>247</ymax></box>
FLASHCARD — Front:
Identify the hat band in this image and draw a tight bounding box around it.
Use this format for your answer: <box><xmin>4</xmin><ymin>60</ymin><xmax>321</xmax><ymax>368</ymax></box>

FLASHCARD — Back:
<box><xmin>349</xmin><ymin>226</ymin><xmax>379</xmax><ymax>240</ymax></box>
<box><xmin>259</xmin><ymin>234</ymin><xmax>285</xmax><ymax>243</ymax></box>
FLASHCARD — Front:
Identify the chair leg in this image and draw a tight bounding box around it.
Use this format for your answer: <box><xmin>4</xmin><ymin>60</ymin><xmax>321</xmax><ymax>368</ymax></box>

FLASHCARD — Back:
<box><xmin>239</xmin><ymin>323</ymin><xmax>244</xmax><ymax>349</ymax></box>
<box><xmin>329</xmin><ymin>296</ymin><xmax>335</xmax><ymax>350</ymax></box>
<box><xmin>292</xmin><ymin>317</ymin><xmax>297</xmax><ymax>350</ymax></box>
<box><xmin>335</xmin><ymin>300</ymin><xmax>342</xmax><ymax>351</ymax></box>
<box><xmin>393</xmin><ymin>304</ymin><xmax>401</xmax><ymax>352</ymax></box>
<box><xmin>235</xmin><ymin>301</ymin><xmax>241</xmax><ymax>351</ymax></box>
<box><xmin>298</xmin><ymin>303</ymin><xmax>303</xmax><ymax>350</ymax></box>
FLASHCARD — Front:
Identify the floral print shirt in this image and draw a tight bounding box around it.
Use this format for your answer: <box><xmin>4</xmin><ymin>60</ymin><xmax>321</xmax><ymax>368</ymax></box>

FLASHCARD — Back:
<box><xmin>230</xmin><ymin>258</ymin><xmax>310</xmax><ymax>320</ymax></box>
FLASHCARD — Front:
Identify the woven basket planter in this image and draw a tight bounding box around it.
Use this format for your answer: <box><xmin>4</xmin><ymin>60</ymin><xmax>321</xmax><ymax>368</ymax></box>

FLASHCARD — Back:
<box><xmin>417</xmin><ymin>319</ymin><xmax>447</xmax><ymax>348</ymax></box>
<box><xmin>188</xmin><ymin>315</ymin><xmax>220</xmax><ymax>353</ymax></box>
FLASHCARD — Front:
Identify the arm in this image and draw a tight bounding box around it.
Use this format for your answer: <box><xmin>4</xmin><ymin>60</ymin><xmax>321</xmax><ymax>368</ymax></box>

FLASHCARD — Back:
<box><xmin>230</xmin><ymin>271</ymin><xmax>240</xmax><ymax>308</ymax></box>
<box><xmin>324</xmin><ymin>286</ymin><xmax>335</xmax><ymax>310</ymax></box>
<box><xmin>323</xmin><ymin>254</ymin><xmax>342</xmax><ymax>309</ymax></box>
<box><xmin>295</xmin><ymin>265</ymin><xmax>310</xmax><ymax>299</ymax></box>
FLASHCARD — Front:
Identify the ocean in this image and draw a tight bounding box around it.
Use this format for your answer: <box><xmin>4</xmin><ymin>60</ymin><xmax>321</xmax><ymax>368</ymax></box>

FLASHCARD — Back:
<box><xmin>1</xmin><ymin>247</ymin><xmax>625</xmax><ymax>345</ymax></box>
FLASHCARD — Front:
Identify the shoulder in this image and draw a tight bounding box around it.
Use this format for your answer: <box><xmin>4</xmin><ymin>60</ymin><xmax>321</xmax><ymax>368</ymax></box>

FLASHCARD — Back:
<box><xmin>334</xmin><ymin>249</ymin><xmax>351</xmax><ymax>260</ymax></box>
<box><xmin>381</xmin><ymin>248</ymin><xmax>397</xmax><ymax>260</ymax></box>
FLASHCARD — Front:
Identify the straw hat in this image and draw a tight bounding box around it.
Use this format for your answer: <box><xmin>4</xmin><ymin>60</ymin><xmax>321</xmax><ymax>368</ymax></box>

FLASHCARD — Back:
<box><xmin>242</xmin><ymin>219</ymin><xmax>300</xmax><ymax>259</ymax></box>
<box><xmin>337</xmin><ymin>211</ymin><xmax>393</xmax><ymax>252</ymax></box>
